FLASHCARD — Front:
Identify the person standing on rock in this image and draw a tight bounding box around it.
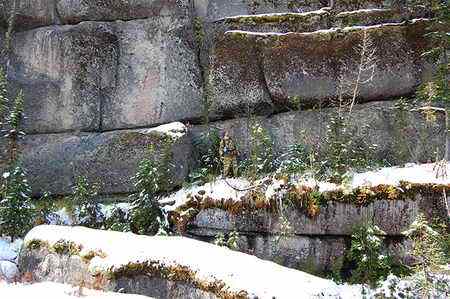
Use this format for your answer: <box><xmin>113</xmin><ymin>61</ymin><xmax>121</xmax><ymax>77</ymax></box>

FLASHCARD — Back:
<box><xmin>220</xmin><ymin>130</ymin><xmax>238</xmax><ymax>177</ymax></box>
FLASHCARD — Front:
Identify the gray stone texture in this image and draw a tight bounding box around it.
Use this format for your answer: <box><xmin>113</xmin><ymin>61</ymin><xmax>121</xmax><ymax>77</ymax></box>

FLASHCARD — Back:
<box><xmin>194</xmin><ymin>0</ymin><xmax>385</xmax><ymax>21</ymax></box>
<box><xmin>193</xmin><ymin>100</ymin><xmax>446</xmax><ymax>166</ymax></box>
<box><xmin>16</xmin><ymin>125</ymin><xmax>192</xmax><ymax>196</ymax></box>
<box><xmin>206</xmin><ymin>20</ymin><xmax>431</xmax><ymax>116</ymax></box>
<box><xmin>9</xmin><ymin>22</ymin><xmax>118</xmax><ymax>134</ymax></box>
<box><xmin>2</xmin><ymin>0</ymin><xmax>203</xmax><ymax>134</ymax></box>
<box><xmin>19</xmin><ymin>245</ymin><xmax>218</xmax><ymax>298</ymax></box>
<box><xmin>188</xmin><ymin>192</ymin><xmax>445</xmax><ymax>237</ymax></box>
<box><xmin>102</xmin><ymin>18</ymin><xmax>203</xmax><ymax>130</ymax></box>
<box><xmin>0</xmin><ymin>0</ymin><xmax>191</xmax><ymax>30</ymax></box>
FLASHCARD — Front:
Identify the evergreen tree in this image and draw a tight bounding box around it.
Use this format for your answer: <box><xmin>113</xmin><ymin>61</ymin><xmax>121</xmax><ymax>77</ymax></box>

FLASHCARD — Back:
<box><xmin>130</xmin><ymin>140</ymin><xmax>173</xmax><ymax>235</ymax></box>
<box><xmin>72</xmin><ymin>176</ymin><xmax>104</xmax><ymax>229</ymax></box>
<box><xmin>0</xmin><ymin>67</ymin><xmax>8</xmax><ymax>123</ymax></box>
<box><xmin>0</xmin><ymin>165</ymin><xmax>35</xmax><ymax>240</ymax></box>
<box><xmin>347</xmin><ymin>224</ymin><xmax>391</xmax><ymax>287</ymax></box>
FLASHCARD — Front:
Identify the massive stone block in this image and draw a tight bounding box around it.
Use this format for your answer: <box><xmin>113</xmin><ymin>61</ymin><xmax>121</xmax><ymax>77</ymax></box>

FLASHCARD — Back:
<box><xmin>17</xmin><ymin>123</ymin><xmax>192</xmax><ymax>196</ymax></box>
<box><xmin>9</xmin><ymin>22</ymin><xmax>118</xmax><ymax>134</ymax></box>
<box><xmin>206</xmin><ymin>31</ymin><xmax>272</xmax><ymax>118</ymax></box>
<box><xmin>194</xmin><ymin>0</ymin><xmax>385</xmax><ymax>21</ymax></box>
<box><xmin>187</xmin><ymin>191</ymin><xmax>446</xmax><ymax>237</ymax></box>
<box><xmin>0</xmin><ymin>0</ymin><xmax>57</xmax><ymax>30</ymax></box>
<box><xmin>206</xmin><ymin>20</ymin><xmax>431</xmax><ymax>115</ymax></box>
<box><xmin>0</xmin><ymin>0</ymin><xmax>191</xmax><ymax>30</ymax></box>
<box><xmin>260</xmin><ymin>21</ymin><xmax>429</xmax><ymax>105</ymax></box>
<box><xmin>102</xmin><ymin>18</ymin><xmax>203</xmax><ymax>130</ymax></box>
<box><xmin>193</xmin><ymin>100</ymin><xmax>446</xmax><ymax>166</ymax></box>
<box><xmin>56</xmin><ymin>0</ymin><xmax>191</xmax><ymax>25</ymax></box>
<box><xmin>6</xmin><ymin>16</ymin><xmax>202</xmax><ymax>133</ymax></box>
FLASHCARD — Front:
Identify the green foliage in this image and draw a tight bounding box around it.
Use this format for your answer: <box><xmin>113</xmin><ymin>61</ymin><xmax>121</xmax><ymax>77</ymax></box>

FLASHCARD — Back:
<box><xmin>188</xmin><ymin>128</ymin><xmax>221</xmax><ymax>184</ymax></box>
<box><xmin>403</xmin><ymin>214</ymin><xmax>446</xmax><ymax>269</ymax></box>
<box><xmin>420</xmin><ymin>0</ymin><xmax>449</xmax><ymax>103</ymax></box>
<box><xmin>321</xmin><ymin>109</ymin><xmax>381</xmax><ymax>183</ymax></box>
<box><xmin>8</xmin><ymin>90</ymin><xmax>24</xmax><ymax>133</ymax></box>
<box><xmin>72</xmin><ymin>176</ymin><xmax>104</xmax><ymax>229</ymax></box>
<box><xmin>242</xmin><ymin>120</ymin><xmax>274</xmax><ymax>180</ymax></box>
<box><xmin>103</xmin><ymin>206</ymin><xmax>130</xmax><ymax>232</ymax></box>
<box><xmin>0</xmin><ymin>67</ymin><xmax>7</xmax><ymax>122</ymax></box>
<box><xmin>0</xmin><ymin>165</ymin><xmax>36</xmax><ymax>240</ymax></box>
<box><xmin>130</xmin><ymin>141</ymin><xmax>173</xmax><ymax>235</ymax></box>
<box><xmin>397</xmin><ymin>214</ymin><xmax>450</xmax><ymax>297</ymax></box>
<box><xmin>213</xmin><ymin>231</ymin><xmax>240</xmax><ymax>250</ymax></box>
<box><xmin>34</xmin><ymin>192</ymin><xmax>56</xmax><ymax>225</ymax></box>
<box><xmin>347</xmin><ymin>223</ymin><xmax>392</xmax><ymax>287</ymax></box>
<box><xmin>276</xmin><ymin>143</ymin><xmax>310</xmax><ymax>176</ymax></box>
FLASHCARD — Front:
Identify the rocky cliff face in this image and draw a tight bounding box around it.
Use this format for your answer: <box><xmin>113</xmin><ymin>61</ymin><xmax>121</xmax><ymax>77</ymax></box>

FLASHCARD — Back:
<box><xmin>0</xmin><ymin>0</ymin><xmax>443</xmax><ymax>199</ymax></box>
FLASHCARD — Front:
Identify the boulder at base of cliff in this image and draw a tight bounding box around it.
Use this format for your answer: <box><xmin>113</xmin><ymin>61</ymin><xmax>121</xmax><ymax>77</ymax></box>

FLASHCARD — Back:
<box><xmin>20</xmin><ymin>225</ymin><xmax>342</xmax><ymax>298</ymax></box>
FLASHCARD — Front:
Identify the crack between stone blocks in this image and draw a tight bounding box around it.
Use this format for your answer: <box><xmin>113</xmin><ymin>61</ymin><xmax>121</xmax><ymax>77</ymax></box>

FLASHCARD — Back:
<box><xmin>254</xmin><ymin>38</ymin><xmax>275</xmax><ymax>111</ymax></box>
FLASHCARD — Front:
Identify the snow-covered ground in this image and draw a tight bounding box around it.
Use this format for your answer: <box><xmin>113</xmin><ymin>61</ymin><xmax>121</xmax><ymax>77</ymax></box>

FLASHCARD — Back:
<box><xmin>0</xmin><ymin>281</ymin><xmax>151</xmax><ymax>298</ymax></box>
<box><xmin>23</xmin><ymin>225</ymin><xmax>341</xmax><ymax>298</ymax></box>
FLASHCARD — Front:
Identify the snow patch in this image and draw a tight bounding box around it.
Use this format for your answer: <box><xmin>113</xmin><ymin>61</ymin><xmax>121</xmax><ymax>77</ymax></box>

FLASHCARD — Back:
<box><xmin>0</xmin><ymin>281</ymin><xmax>151</xmax><ymax>298</ymax></box>
<box><xmin>141</xmin><ymin>122</ymin><xmax>187</xmax><ymax>139</ymax></box>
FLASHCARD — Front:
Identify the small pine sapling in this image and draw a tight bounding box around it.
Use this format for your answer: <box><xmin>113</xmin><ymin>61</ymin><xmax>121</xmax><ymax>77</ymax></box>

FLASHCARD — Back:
<box><xmin>403</xmin><ymin>213</ymin><xmax>447</xmax><ymax>296</ymax></box>
<box><xmin>130</xmin><ymin>139</ymin><xmax>174</xmax><ymax>236</ymax></box>
<box><xmin>347</xmin><ymin>223</ymin><xmax>391</xmax><ymax>287</ymax></box>
<box><xmin>72</xmin><ymin>176</ymin><xmax>104</xmax><ymax>229</ymax></box>
<box><xmin>0</xmin><ymin>165</ymin><xmax>35</xmax><ymax>240</ymax></box>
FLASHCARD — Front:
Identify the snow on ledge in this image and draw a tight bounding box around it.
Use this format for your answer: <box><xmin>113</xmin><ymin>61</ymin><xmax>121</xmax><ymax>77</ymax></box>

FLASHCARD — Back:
<box><xmin>23</xmin><ymin>225</ymin><xmax>340</xmax><ymax>298</ymax></box>
<box><xmin>163</xmin><ymin>163</ymin><xmax>450</xmax><ymax>212</ymax></box>
<box><xmin>140</xmin><ymin>122</ymin><xmax>187</xmax><ymax>140</ymax></box>
<box><xmin>0</xmin><ymin>281</ymin><xmax>151</xmax><ymax>299</ymax></box>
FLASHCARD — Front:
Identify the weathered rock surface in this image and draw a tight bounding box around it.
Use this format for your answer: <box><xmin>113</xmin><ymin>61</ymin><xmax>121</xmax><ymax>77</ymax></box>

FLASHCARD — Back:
<box><xmin>0</xmin><ymin>0</ymin><xmax>191</xmax><ymax>30</ymax></box>
<box><xmin>56</xmin><ymin>0</ymin><xmax>191</xmax><ymax>25</ymax></box>
<box><xmin>16</xmin><ymin>122</ymin><xmax>192</xmax><ymax>196</ymax></box>
<box><xmin>9</xmin><ymin>22</ymin><xmax>118</xmax><ymax>134</ymax></box>
<box><xmin>0</xmin><ymin>0</ymin><xmax>57</xmax><ymax>30</ymax></box>
<box><xmin>20</xmin><ymin>225</ymin><xmax>342</xmax><ymax>298</ymax></box>
<box><xmin>206</xmin><ymin>20</ymin><xmax>431</xmax><ymax>116</ymax></box>
<box><xmin>187</xmin><ymin>192</ymin><xmax>446</xmax><ymax>237</ymax></box>
<box><xmin>5</xmin><ymin>16</ymin><xmax>203</xmax><ymax>133</ymax></box>
<box><xmin>102</xmin><ymin>18</ymin><xmax>203</xmax><ymax>130</ymax></box>
<box><xmin>193</xmin><ymin>100</ymin><xmax>446</xmax><ymax>165</ymax></box>
<box><xmin>194</xmin><ymin>0</ymin><xmax>386</xmax><ymax>21</ymax></box>
<box><xmin>190</xmin><ymin>230</ymin><xmax>347</xmax><ymax>272</ymax></box>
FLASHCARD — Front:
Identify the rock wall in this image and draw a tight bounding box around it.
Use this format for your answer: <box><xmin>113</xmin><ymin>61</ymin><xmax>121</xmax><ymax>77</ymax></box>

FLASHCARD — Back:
<box><xmin>172</xmin><ymin>183</ymin><xmax>449</xmax><ymax>273</ymax></box>
<box><xmin>0</xmin><ymin>1</ymin><xmax>444</xmax><ymax>198</ymax></box>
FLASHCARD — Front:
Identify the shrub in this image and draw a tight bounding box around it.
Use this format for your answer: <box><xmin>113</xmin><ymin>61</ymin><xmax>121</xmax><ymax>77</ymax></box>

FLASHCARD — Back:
<box><xmin>103</xmin><ymin>206</ymin><xmax>130</xmax><ymax>232</ymax></box>
<box><xmin>188</xmin><ymin>128</ymin><xmax>221</xmax><ymax>184</ymax></box>
<box><xmin>403</xmin><ymin>213</ymin><xmax>447</xmax><ymax>296</ymax></box>
<box><xmin>276</xmin><ymin>143</ymin><xmax>309</xmax><ymax>176</ymax></box>
<box><xmin>0</xmin><ymin>165</ymin><xmax>36</xmax><ymax>240</ymax></box>
<box><xmin>129</xmin><ymin>141</ymin><xmax>173</xmax><ymax>235</ymax></box>
<box><xmin>213</xmin><ymin>231</ymin><xmax>240</xmax><ymax>250</ymax></box>
<box><xmin>347</xmin><ymin>223</ymin><xmax>392</xmax><ymax>287</ymax></box>
<box><xmin>72</xmin><ymin>176</ymin><xmax>104</xmax><ymax>229</ymax></box>
<box><xmin>242</xmin><ymin>120</ymin><xmax>274</xmax><ymax>181</ymax></box>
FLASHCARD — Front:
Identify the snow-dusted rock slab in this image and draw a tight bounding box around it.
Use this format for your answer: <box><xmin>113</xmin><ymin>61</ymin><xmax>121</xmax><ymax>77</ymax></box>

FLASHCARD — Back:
<box><xmin>169</xmin><ymin>163</ymin><xmax>449</xmax><ymax>237</ymax></box>
<box><xmin>16</xmin><ymin>122</ymin><xmax>191</xmax><ymax>196</ymax></box>
<box><xmin>20</xmin><ymin>225</ymin><xmax>342</xmax><ymax>298</ymax></box>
